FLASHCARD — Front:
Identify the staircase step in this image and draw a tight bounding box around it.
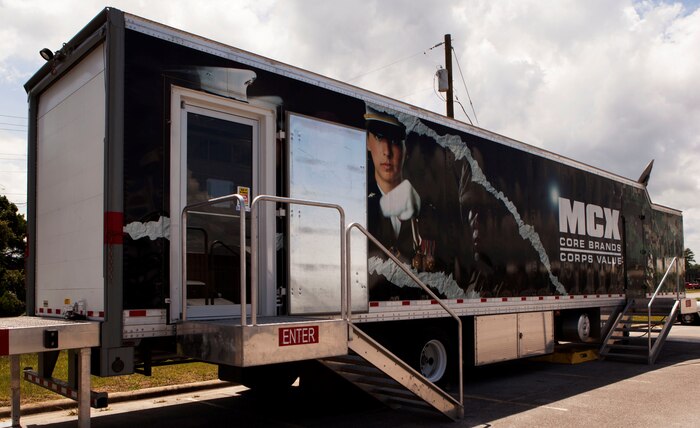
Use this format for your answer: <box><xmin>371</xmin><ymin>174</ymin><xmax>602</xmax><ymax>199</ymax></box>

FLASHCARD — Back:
<box><xmin>322</xmin><ymin>361</ymin><xmax>386</xmax><ymax>378</ymax></box>
<box><xmin>333</xmin><ymin>371</ymin><xmax>403</xmax><ymax>389</ymax></box>
<box><xmin>382</xmin><ymin>394</ymin><xmax>434</xmax><ymax>410</ymax></box>
<box><xmin>608</xmin><ymin>334</ymin><xmax>658</xmax><ymax>341</ymax></box>
<box><xmin>323</xmin><ymin>354</ymin><xmax>373</xmax><ymax>367</ymax></box>
<box><xmin>613</xmin><ymin>326</ymin><xmax>662</xmax><ymax>333</ymax></box>
<box><xmin>601</xmin><ymin>352</ymin><xmax>649</xmax><ymax>361</ymax></box>
<box><xmin>375</xmin><ymin>395</ymin><xmax>444</xmax><ymax>418</ymax></box>
<box><xmin>627</xmin><ymin>305</ymin><xmax>674</xmax><ymax>311</ymax></box>
<box><xmin>364</xmin><ymin>385</ymin><xmax>422</xmax><ymax>402</ymax></box>
<box><xmin>617</xmin><ymin>318</ymin><xmax>666</xmax><ymax>324</ymax></box>
<box><xmin>607</xmin><ymin>343</ymin><xmax>649</xmax><ymax>351</ymax></box>
<box><xmin>625</xmin><ymin>314</ymin><xmax>671</xmax><ymax>319</ymax></box>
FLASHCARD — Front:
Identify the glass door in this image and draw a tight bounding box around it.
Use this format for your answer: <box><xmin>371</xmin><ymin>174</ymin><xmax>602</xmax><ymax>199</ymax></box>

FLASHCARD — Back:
<box><xmin>179</xmin><ymin>104</ymin><xmax>256</xmax><ymax>318</ymax></box>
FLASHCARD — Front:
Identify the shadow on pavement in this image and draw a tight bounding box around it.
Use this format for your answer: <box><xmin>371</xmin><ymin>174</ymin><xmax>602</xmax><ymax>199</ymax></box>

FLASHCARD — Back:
<box><xmin>22</xmin><ymin>337</ymin><xmax>700</xmax><ymax>428</ymax></box>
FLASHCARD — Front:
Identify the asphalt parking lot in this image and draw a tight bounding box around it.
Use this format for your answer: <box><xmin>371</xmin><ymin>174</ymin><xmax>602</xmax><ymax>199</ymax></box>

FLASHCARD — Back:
<box><xmin>3</xmin><ymin>325</ymin><xmax>700</xmax><ymax>427</ymax></box>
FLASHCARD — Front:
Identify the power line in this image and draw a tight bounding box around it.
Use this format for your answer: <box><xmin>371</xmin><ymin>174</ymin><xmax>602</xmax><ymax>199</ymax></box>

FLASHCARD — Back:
<box><xmin>0</xmin><ymin>122</ymin><xmax>27</xmax><ymax>128</ymax></box>
<box><xmin>0</xmin><ymin>128</ymin><xmax>26</xmax><ymax>133</ymax></box>
<box><xmin>347</xmin><ymin>41</ymin><xmax>444</xmax><ymax>82</ymax></box>
<box><xmin>0</xmin><ymin>114</ymin><xmax>26</xmax><ymax>120</ymax></box>
<box><xmin>454</xmin><ymin>95</ymin><xmax>474</xmax><ymax>125</ymax></box>
<box><xmin>397</xmin><ymin>86</ymin><xmax>434</xmax><ymax>101</ymax></box>
<box><xmin>452</xmin><ymin>47</ymin><xmax>479</xmax><ymax>126</ymax></box>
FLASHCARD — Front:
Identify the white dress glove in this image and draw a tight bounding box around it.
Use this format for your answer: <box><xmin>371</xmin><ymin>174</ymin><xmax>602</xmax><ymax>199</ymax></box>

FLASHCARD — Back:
<box><xmin>380</xmin><ymin>179</ymin><xmax>421</xmax><ymax>221</ymax></box>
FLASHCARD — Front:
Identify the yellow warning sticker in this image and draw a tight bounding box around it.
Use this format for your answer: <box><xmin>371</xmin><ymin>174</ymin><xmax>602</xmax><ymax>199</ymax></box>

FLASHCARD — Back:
<box><xmin>237</xmin><ymin>186</ymin><xmax>250</xmax><ymax>211</ymax></box>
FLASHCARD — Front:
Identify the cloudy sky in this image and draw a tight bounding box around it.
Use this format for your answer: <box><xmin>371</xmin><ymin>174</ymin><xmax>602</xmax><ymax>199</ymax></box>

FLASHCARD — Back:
<box><xmin>1</xmin><ymin>0</ymin><xmax>699</xmax><ymax>254</ymax></box>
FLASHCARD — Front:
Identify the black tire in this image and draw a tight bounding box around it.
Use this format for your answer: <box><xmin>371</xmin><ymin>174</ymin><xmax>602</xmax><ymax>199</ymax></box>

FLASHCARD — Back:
<box><xmin>680</xmin><ymin>313</ymin><xmax>699</xmax><ymax>325</ymax></box>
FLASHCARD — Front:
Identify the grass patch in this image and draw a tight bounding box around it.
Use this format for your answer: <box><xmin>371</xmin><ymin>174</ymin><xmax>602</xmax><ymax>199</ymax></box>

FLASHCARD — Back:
<box><xmin>0</xmin><ymin>352</ymin><xmax>217</xmax><ymax>407</ymax></box>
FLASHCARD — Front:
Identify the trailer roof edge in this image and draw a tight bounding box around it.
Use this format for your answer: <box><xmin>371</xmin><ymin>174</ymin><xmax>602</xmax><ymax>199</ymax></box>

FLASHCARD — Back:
<box><xmin>24</xmin><ymin>8</ymin><xmax>115</xmax><ymax>93</ymax></box>
<box><xmin>651</xmin><ymin>203</ymin><xmax>682</xmax><ymax>215</ymax></box>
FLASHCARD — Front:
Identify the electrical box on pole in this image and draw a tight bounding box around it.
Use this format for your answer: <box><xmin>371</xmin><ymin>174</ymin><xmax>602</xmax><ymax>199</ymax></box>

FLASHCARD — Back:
<box><xmin>437</xmin><ymin>68</ymin><xmax>449</xmax><ymax>92</ymax></box>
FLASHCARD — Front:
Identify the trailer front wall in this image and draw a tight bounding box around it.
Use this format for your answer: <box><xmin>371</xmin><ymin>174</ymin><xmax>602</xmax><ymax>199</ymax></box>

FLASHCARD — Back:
<box><xmin>34</xmin><ymin>45</ymin><xmax>106</xmax><ymax>317</ymax></box>
<box><xmin>649</xmin><ymin>207</ymin><xmax>684</xmax><ymax>291</ymax></box>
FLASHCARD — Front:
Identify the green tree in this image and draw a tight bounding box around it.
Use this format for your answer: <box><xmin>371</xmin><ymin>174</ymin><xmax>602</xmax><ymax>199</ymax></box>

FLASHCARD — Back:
<box><xmin>0</xmin><ymin>195</ymin><xmax>26</xmax><ymax>316</ymax></box>
<box><xmin>685</xmin><ymin>248</ymin><xmax>699</xmax><ymax>283</ymax></box>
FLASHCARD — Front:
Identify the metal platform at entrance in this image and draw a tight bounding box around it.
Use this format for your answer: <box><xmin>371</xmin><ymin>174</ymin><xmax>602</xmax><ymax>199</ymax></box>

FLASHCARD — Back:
<box><xmin>177</xmin><ymin>316</ymin><xmax>349</xmax><ymax>366</ymax></box>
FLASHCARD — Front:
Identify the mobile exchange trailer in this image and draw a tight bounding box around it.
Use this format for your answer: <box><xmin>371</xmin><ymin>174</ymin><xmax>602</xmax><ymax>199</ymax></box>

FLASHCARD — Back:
<box><xmin>8</xmin><ymin>7</ymin><xmax>687</xmax><ymax>422</ymax></box>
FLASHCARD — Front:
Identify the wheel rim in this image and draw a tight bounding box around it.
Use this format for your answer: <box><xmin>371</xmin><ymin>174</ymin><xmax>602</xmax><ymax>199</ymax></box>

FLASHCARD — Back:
<box><xmin>683</xmin><ymin>314</ymin><xmax>694</xmax><ymax>324</ymax></box>
<box><xmin>419</xmin><ymin>339</ymin><xmax>447</xmax><ymax>382</ymax></box>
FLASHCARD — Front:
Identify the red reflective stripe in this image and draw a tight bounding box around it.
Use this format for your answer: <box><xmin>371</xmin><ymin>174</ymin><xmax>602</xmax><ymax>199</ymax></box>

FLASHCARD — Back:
<box><xmin>401</xmin><ymin>301</ymin><xmax>410</xmax><ymax>306</ymax></box>
<box><xmin>521</xmin><ymin>297</ymin><xmax>527</xmax><ymax>301</ymax></box>
<box><xmin>480</xmin><ymin>298</ymin><xmax>487</xmax><ymax>303</ymax></box>
<box><xmin>105</xmin><ymin>212</ymin><xmax>124</xmax><ymax>245</ymax></box>
<box><xmin>0</xmin><ymin>329</ymin><xmax>8</xmax><ymax>356</ymax></box>
<box><xmin>456</xmin><ymin>299</ymin><xmax>464</xmax><ymax>304</ymax></box>
<box><xmin>129</xmin><ymin>310</ymin><xmax>147</xmax><ymax>317</ymax></box>
<box><xmin>502</xmin><ymin>297</ymin><xmax>508</xmax><ymax>302</ymax></box>
<box><xmin>369</xmin><ymin>302</ymin><xmax>379</xmax><ymax>307</ymax></box>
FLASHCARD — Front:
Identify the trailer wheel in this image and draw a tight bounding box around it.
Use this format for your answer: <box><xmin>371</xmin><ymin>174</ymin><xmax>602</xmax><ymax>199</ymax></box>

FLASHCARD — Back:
<box><xmin>419</xmin><ymin>339</ymin><xmax>448</xmax><ymax>383</ymax></box>
<box><xmin>680</xmin><ymin>313</ymin><xmax>699</xmax><ymax>325</ymax></box>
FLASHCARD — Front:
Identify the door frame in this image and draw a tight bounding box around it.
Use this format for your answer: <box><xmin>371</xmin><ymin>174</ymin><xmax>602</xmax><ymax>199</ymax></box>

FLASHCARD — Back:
<box><xmin>169</xmin><ymin>86</ymin><xmax>276</xmax><ymax>322</ymax></box>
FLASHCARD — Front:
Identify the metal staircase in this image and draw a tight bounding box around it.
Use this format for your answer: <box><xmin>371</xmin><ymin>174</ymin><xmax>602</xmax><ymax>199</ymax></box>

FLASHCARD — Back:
<box><xmin>600</xmin><ymin>257</ymin><xmax>680</xmax><ymax>365</ymax></box>
<box><xmin>179</xmin><ymin>195</ymin><xmax>464</xmax><ymax>419</ymax></box>
<box><xmin>317</xmin><ymin>222</ymin><xmax>465</xmax><ymax>420</ymax></box>
<box><xmin>320</xmin><ymin>325</ymin><xmax>463</xmax><ymax>420</ymax></box>
<box><xmin>599</xmin><ymin>298</ymin><xmax>678</xmax><ymax>364</ymax></box>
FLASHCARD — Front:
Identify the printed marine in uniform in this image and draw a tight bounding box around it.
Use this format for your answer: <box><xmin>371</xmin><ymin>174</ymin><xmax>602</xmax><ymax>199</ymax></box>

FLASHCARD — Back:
<box><xmin>365</xmin><ymin>106</ymin><xmax>444</xmax><ymax>300</ymax></box>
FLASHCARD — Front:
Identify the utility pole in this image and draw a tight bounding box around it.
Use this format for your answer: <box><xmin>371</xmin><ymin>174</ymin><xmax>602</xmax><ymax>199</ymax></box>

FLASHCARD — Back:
<box><xmin>444</xmin><ymin>34</ymin><xmax>454</xmax><ymax>118</ymax></box>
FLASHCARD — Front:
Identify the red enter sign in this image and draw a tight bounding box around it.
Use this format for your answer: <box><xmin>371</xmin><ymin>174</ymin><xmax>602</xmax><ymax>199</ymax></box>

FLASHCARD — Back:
<box><xmin>279</xmin><ymin>326</ymin><xmax>319</xmax><ymax>347</ymax></box>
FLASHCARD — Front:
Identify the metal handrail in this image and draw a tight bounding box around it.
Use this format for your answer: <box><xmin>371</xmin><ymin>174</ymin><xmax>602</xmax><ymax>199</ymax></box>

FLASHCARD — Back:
<box><xmin>250</xmin><ymin>195</ymin><xmax>346</xmax><ymax>326</ymax></box>
<box><xmin>346</xmin><ymin>222</ymin><xmax>464</xmax><ymax>411</ymax></box>
<box><xmin>647</xmin><ymin>256</ymin><xmax>678</xmax><ymax>352</ymax></box>
<box><xmin>181</xmin><ymin>194</ymin><xmax>246</xmax><ymax>323</ymax></box>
